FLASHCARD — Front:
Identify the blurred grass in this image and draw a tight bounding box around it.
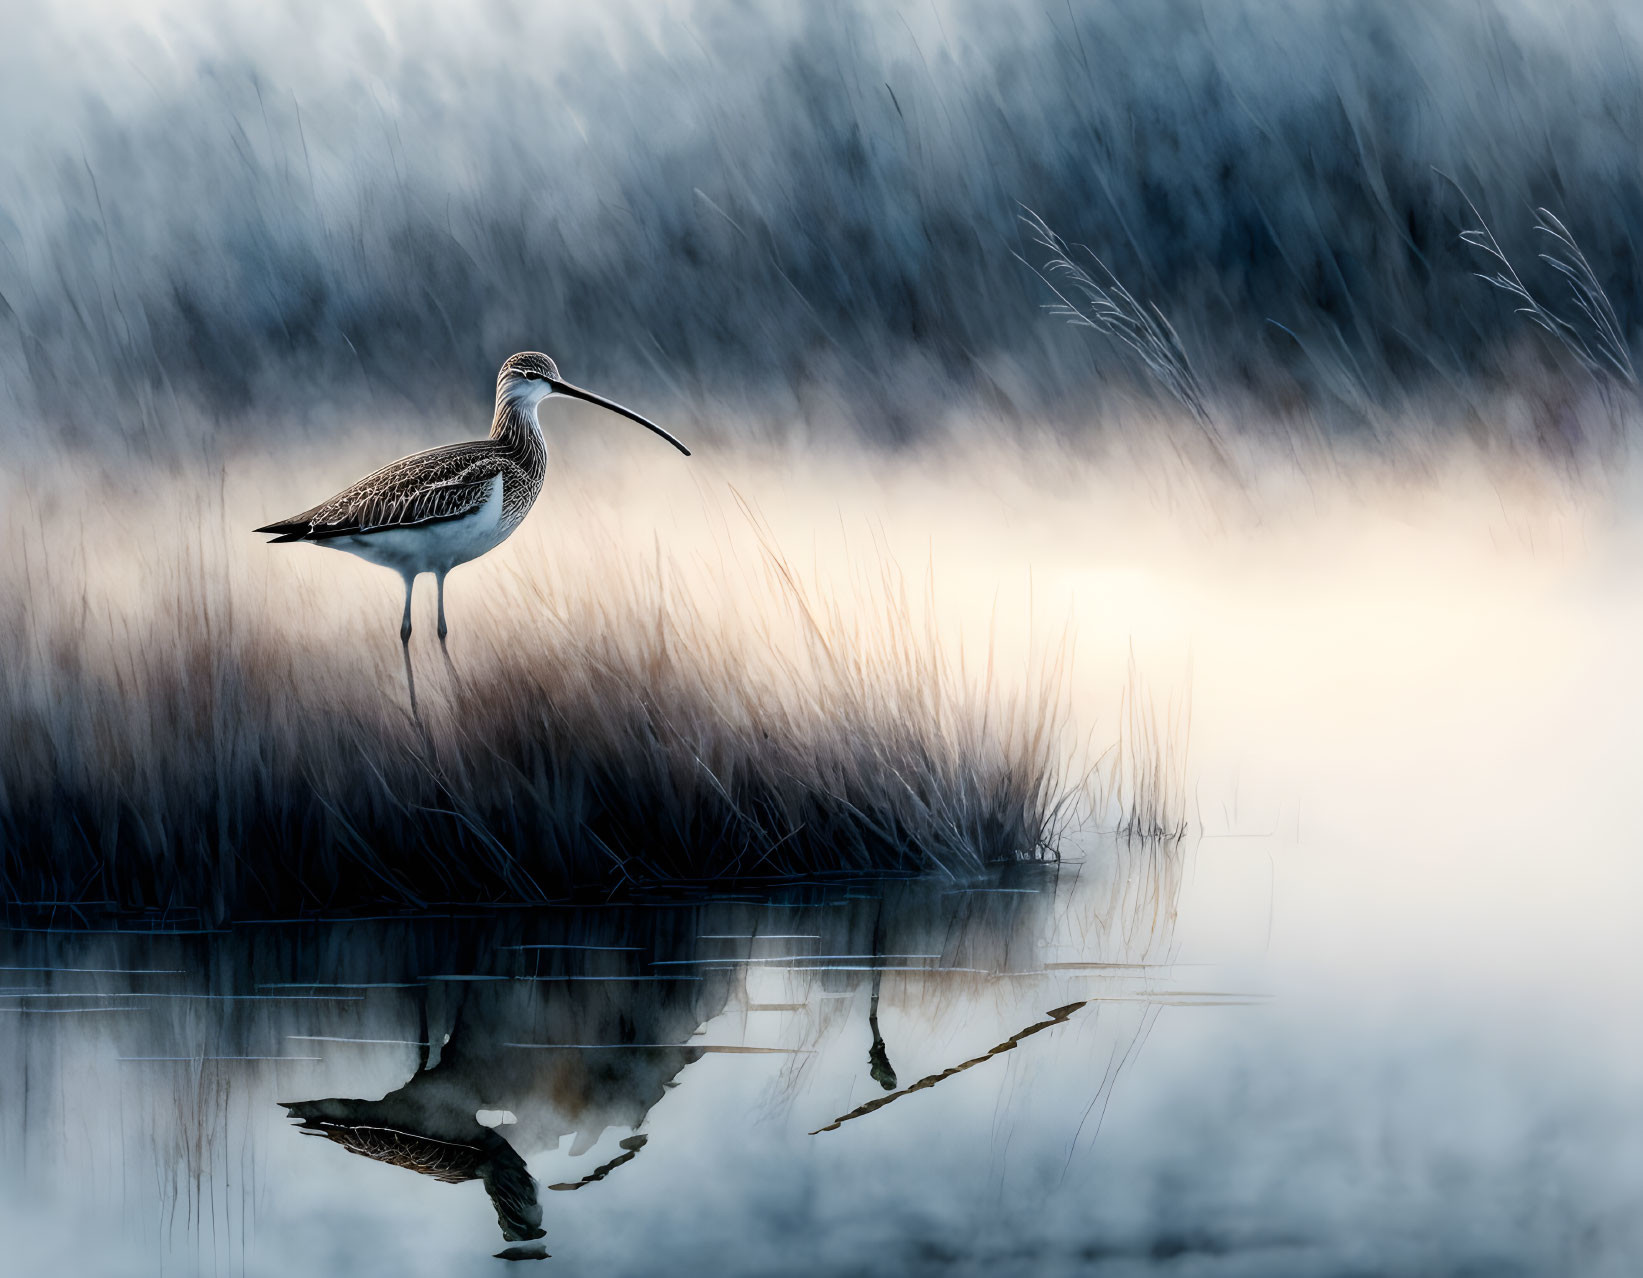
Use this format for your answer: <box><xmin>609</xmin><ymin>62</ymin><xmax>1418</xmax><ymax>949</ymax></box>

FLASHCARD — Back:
<box><xmin>4</xmin><ymin>0</ymin><xmax>1643</xmax><ymax>453</ymax></box>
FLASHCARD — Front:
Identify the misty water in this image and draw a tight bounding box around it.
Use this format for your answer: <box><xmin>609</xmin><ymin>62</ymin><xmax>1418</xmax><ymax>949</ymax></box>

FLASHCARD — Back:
<box><xmin>4</xmin><ymin>833</ymin><xmax>1637</xmax><ymax>1277</ymax></box>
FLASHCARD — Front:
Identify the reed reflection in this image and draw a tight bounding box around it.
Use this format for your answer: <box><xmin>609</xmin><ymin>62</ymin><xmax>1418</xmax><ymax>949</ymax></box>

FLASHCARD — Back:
<box><xmin>0</xmin><ymin>847</ymin><xmax>1186</xmax><ymax>1269</ymax></box>
<box><xmin>276</xmin><ymin>870</ymin><xmax>1069</xmax><ymax>1256</ymax></box>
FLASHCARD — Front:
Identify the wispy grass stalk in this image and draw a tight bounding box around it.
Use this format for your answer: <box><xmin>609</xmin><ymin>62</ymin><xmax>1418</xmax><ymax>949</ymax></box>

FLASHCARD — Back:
<box><xmin>1101</xmin><ymin>655</ymin><xmax>1192</xmax><ymax>844</ymax></box>
<box><xmin>1018</xmin><ymin>210</ymin><xmax>1233</xmax><ymax>472</ymax></box>
<box><xmin>1447</xmin><ymin>175</ymin><xmax>1637</xmax><ymax>392</ymax></box>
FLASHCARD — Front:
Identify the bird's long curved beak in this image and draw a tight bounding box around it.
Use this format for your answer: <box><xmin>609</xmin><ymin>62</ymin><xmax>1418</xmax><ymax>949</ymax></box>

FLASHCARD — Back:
<box><xmin>550</xmin><ymin>380</ymin><xmax>691</xmax><ymax>456</ymax></box>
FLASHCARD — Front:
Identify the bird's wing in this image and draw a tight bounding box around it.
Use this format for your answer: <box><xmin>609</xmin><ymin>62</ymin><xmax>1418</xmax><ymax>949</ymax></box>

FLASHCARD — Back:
<box><xmin>257</xmin><ymin>445</ymin><xmax>507</xmax><ymax>541</ymax></box>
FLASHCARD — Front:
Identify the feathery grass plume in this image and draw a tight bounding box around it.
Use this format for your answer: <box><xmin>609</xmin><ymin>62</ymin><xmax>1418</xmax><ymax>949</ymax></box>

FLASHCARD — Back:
<box><xmin>1531</xmin><ymin>208</ymin><xmax>1637</xmax><ymax>388</ymax></box>
<box><xmin>1446</xmin><ymin>175</ymin><xmax>1637</xmax><ymax>391</ymax></box>
<box><xmin>0</xmin><ymin>469</ymin><xmax>1084</xmax><ymax>920</ymax></box>
<box><xmin>1018</xmin><ymin>210</ymin><xmax>1233</xmax><ymax>472</ymax></box>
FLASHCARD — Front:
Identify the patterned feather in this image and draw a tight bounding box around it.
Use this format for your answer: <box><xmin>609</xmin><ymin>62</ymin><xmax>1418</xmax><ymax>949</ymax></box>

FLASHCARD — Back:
<box><xmin>254</xmin><ymin>357</ymin><xmax>552</xmax><ymax>545</ymax></box>
<box><xmin>256</xmin><ymin>442</ymin><xmax>532</xmax><ymax>540</ymax></box>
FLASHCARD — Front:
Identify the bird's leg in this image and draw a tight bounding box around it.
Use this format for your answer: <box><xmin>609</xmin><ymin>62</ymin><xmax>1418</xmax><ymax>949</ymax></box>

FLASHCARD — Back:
<box><xmin>416</xmin><ymin>986</ymin><xmax>431</xmax><ymax>1072</ymax></box>
<box><xmin>435</xmin><ymin>569</ymin><xmax>450</xmax><ymax>651</ymax></box>
<box><xmin>402</xmin><ymin>643</ymin><xmax>420</xmax><ymax>720</ymax></box>
<box><xmin>399</xmin><ymin>572</ymin><xmax>420</xmax><ymax>718</ymax></box>
<box><xmin>400</xmin><ymin>571</ymin><xmax>416</xmax><ymax>647</ymax></box>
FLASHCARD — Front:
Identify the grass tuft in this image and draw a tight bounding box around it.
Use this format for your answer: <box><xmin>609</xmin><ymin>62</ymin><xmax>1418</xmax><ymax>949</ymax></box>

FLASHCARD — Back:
<box><xmin>0</xmin><ymin>468</ymin><xmax>1082</xmax><ymax>921</ymax></box>
<box><xmin>1102</xmin><ymin>654</ymin><xmax>1193</xmax><ymax>844</ymax></box>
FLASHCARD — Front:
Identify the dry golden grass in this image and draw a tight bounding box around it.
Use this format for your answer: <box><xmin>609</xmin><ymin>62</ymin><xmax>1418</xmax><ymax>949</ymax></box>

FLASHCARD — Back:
<box><xmin>0</xmin><ymin>451</ymin><xmax>1087</xmax><ymax>918</ymax></box>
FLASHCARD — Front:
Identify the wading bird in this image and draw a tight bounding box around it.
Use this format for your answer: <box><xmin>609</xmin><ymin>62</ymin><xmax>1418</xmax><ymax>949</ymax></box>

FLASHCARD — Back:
<box><xmin>255</xmin><ymin>352</ymin><xmax>689</xmax><ymax>702</ymax></box>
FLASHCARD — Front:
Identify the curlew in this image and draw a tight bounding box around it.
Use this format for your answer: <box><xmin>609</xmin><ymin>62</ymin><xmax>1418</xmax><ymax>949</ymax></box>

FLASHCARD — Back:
<box><xmin>255</xmin><ymin>352</ymin><xmax>688</xmax><ymax>698</ymax></box>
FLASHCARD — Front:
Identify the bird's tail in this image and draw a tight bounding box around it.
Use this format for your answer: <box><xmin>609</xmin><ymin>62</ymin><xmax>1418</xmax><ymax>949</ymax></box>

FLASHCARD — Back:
<box><xmin>253</xmin><ymin>519</ymin><xmax>311</xmax><ymax>543</ymax></box>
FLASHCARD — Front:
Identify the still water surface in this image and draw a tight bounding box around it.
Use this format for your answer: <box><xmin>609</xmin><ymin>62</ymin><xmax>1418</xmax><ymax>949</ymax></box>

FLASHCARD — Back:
<box><xmin>3</xmin><ymin>825</ymin><xmax>1640</xmax><ymax>1276</ymax></box>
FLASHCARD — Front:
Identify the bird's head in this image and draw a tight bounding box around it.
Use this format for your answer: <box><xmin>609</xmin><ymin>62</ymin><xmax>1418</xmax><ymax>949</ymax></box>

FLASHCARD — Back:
<box><xmin>496</xmin><ymin>351</ymin><xmax>690</xmax><ymax>456</ymax></box>
<box><xmin>498</xmin><ymin>351</ymin><xmax>562</xmax><ymax>397</ymax></box>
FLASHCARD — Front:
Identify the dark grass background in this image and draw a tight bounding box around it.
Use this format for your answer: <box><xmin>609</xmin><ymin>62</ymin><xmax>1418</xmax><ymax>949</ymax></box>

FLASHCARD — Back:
<box><xmin>3</xmin><ymin>0</ymin><xmax>1642</xmax><ymax>450</ymax></box>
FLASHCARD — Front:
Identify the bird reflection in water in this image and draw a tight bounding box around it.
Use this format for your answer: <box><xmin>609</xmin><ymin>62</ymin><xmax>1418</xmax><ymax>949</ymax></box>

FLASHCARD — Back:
<box><xmin>283</xmin><ymin>968</ymin><xmax>733</xmax><ymax>1260</ymax></box>
<box><xmin>866</xmin><ymin>907</ymin><xmax>898</xmax><ymax>1091</ymax></box>
<box><xmin>287</xmin><ymin>1107</ymin><xmax>547</xmax><ymax>1250</ymax></box>
<box><xmin>276</xmin><ymin>870</ymin><xmax>1093</xmax><ymax>1262</ymax></box>
<box><xmin>867</xmin><ymin>982</ymin><xmax>897</xmax><ymax>1091</ymax></box>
